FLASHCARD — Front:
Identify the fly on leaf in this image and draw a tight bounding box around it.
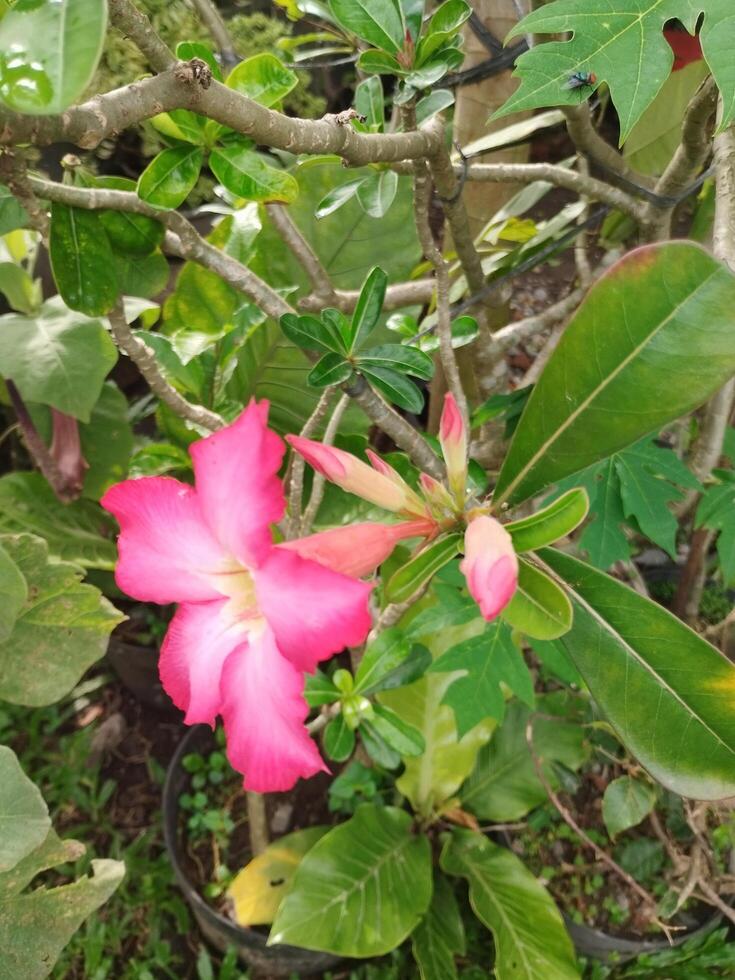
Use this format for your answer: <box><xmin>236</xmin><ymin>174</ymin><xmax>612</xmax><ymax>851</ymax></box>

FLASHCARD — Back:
<box><xmin>566</xmin><ymin>71</ymin><xmax>597</xmax><ymax>90</ymax></box>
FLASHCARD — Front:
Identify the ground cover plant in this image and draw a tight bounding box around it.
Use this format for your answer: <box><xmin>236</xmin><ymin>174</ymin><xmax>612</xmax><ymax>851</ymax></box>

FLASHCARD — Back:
<box><xmin>2</xmin><ymin>0</ymin><xmax>735</xmax><ymax>977</ymax></box>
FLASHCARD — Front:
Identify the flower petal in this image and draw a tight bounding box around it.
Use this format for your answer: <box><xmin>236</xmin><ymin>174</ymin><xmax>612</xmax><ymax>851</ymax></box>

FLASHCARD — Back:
<box><xmin>190</xmin><ymin>401</ymin><xmax>285</xmax><ymax>566</ymax></box>
<box><xmin>221</xmin><ymin>627</ymin><xmax>326</xmax><ymax>792</ymax></box>
<box><xmin>159</xmin><ymin>599</ymin><xmax>247</xmax><ymax>725</ymax></box>
<box><xmin>439</xmin><ymin>392</ymin><xmax>467</xmax><ymax>504</ymax></box>
<box><xmin>281</xmin><ymin>520</ymin><xmax>435</xmax><ymax>578</ymax></box>
<box><xmin>460</xmin><ymin>515</ymin><xmax>518</xmax><ymax>621</ymax></box>
<box><xmin>101</xmin><ymin>477</ymin><xmax>229</xmax><ymax>604</ymax></box>
<box><xmin>287</xmin><ymin>435</ymin><xmax>423</xmax><ymax>515</ymax></box>
<box><xmin>254</xmin><ymin>547</ymin><xmax>372</xmax><ymax>673</ymax></box>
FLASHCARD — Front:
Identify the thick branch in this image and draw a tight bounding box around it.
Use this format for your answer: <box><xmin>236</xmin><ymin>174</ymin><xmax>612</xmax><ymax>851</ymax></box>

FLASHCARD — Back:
<box><xmin>108</xmin><ymin>302</ymin><xmax>225</xmax><ymax>431</ymax></box>
<box><xmin>299</xmin><ymin>279</ymin><xmax>435</xmax><ymax>314</ymax></box>
<box><xmin>108</xmin><ymin>0</ymin><xmax>175</xmax><ymax>72</ymax></box>
<box><xmin>0</xmin><ymin>67</ymin><xmax>443</xmax><ymax>163</ymax></box>
<box><xmin>189</xmin><ymin>0</ymin><xmax>238</xmax><ymax>66</ymax></box>
<box><xmin>562</xmin><ymin>104</ymin><xmax>653</xmax><ymax>187</ymax></box>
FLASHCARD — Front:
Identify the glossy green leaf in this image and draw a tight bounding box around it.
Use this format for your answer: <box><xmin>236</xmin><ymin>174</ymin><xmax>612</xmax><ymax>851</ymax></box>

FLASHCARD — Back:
<box><xmin>411</xmin><ymin>873</ymin><xmax>465</xmax><ymax>980</ymax></box>
<box><xmin>542</xmin><ymin>546</ymin><xmax>735</xmax><ymax>799</ymax></box>
<box><xmin>461</xmin><ymin>695</ymin><xmax>589</xmax><ymax>822</ymax></box>
<box><xmin>430</xmin><ymin>622</ymin><xmax>534</xmax><ymax>738</ymax></box>
<box><xmin>416</xmin><ymin>0</ymin><xmax>470</xmax><ymax>63</ymax></box>
<box><xmin>358</xmin><ymin>343</ymin><xmax>434</xmax><ymax>380</ymax></box>
<box><xmin>354</xmin><ymin>628</ymin><xmax>431</xmax><ymax>695</ymax></box>
<box><xmin>149</xmin><ymin>107</ymin><xmax>207</xmax><ymax>145</ymax></box>
<box><xmin>114</xmin><ymin>249</ymin><xmax>169</xmax><ymax>300</ymax></box>
<box><xmin>370</xmin><ymin>704</ymin><xmax>425</xmax><ymax>756</ymax></box>
<box><xmin>210</xmin><ymin>145</ymin><xmax>298</xmax><ymax>204</ymax></box>
<box><xmin>307</xmin><ymin>352</ymin><xmax>353</xmax><ymax>387</ymax></box>
<box><xmin>96</xmin><ymin>177</ymin><xmax>165</xmax><ymax>255</ymax></box>
<box><xmin>502</xmin><ymin>558</ymin><xmax>573</xmax><ymax>641</ymax></box>
<box><xmin>280</xmin><ymin>312</ymin><xmax>346</xmax><ymax>354</ymax></box>
<box><xmin>386</xmin><ymin>535</ymin><xmax>462</xmax><ymax>604</ymax></box>
<box><xmin>0</xmin><ymin>298</ymin><xmax>117</xmax><ymax>421</ymax></box>
<box><xmin>78</xmin><ymin>383</ymin><xmax>134</xmax><ymax>500</ymax></box>
<box><xmin>356</xmin><ymin>170</ymin><xmax>398</xmax><ymax>218</ymax></box>
<box><xmin>602</xmin><ymin>775</ymin><xmax>657</xmax><ymax>838</ymax></box>
<box><xmin>270</xmin><ymin>804</ymin><xmax>432</xmax><ymax>956</ymax></box>
<box><xmin>359</xmin><ymin>721</ymin><xmax>401</xmax><ymax>769</ymax></box>
<box><xmin>356</xmin><ymin>49</ymin><xmax>406</xmax><ymax>75</ymax></box>
<box><xmin>0</xmin><ymin>0</ymin><xmax>106</xmax><ymax>114</ymax></box>
<box><xmin>0</xmin><ymin>185</ymin><xmax>27</xmax><ymax>235</ymax></box>
<box><xmin>329</xmin><ymin>0</ymin><xmax>405</xmax><ymax>53</ymax></box>
<box><xmin>324</xmin><ymin>714</ymin><xmax>355</xmax><ymax>761</ymax></box>
<box><xmin>49</xmin><ymin>205</ymin><xmax>118</xmax><ymax>316</ymax></box>
<box><xmin>696</xmin><ymin>472</ymin><xmax>735</xmax><ymax>585</ymax></box>
<box><xmin>304</xmin><ymin>668</ymin><xmax>339</xmax><ymax>707</ymax></box>
<box><xmin>225</xmin><ymin>53</ymin><xmax>298</xmax><ymax>107</ymax></box>
<box><xmin>0</xmin><ymin>475</ymin><xmax>117</xmax><ymax>569</ymax></box>
<box><xmin>355</xmin><ymin>76</ymin><xmax>384</xmax><ymax>130</ymax></box>
<box><xmin>0</xmin><ymin>262</ymin><xmax>38</xmax><ymax>315</ymax></box>
<box><xmin>315</xmin><ymin>178</ymin><xmax>364</xmax><ymax>219</ymax></box>
<box><xmin>0</xmin><ymin>747</ymin><xmax>49</xmax><ymax>873</ymax></box>
<box><xmin>500</xmin><ymin>0</ymin><xmax>735</xmax><ymax>141</ymax></box>
<box><xmin>361</xmin><ymin>365</ymin><xmax>424</xmax><ymax>412</ymax></box>
<box><xmin>0</xmin><ymin>541</ymin><xmax>26</xmax><ymax>643</ymax></box>
<box><xmin>0</xmin><ymin>533</ymin><xmax>122</xmax><ymax>706</ymax></box>
<box><xmin>441</xmin><ymin>829</ymin><xmax>580</xmax><ymax>980</ymax></box>
<box><xmin>349</xmin><ymin>266</ymin><xmax>387</xmax><ymax>351</ymax></box>
<box><xmin>415</xmin><ymin>88</ymin><xmax>454</xmax><ymax>125</ymax></box>
<box><xmin>507</xmin><ymin>487</ymin><xmax>589</xmax><ymax>553</ymax></box>
<box><xmin>227</xmin><ymin>827</ymin><xmax>328</xmax><ymax>927</ymax></box>
<box><xmin>137</xmin><ymin>146</ymin><xmax>203</xmax><ymax>210</ymax></box>
<box><xmin>494</xmin><ymin>243</ymin><xmax>735</xmax><ymax>506</ymax></box>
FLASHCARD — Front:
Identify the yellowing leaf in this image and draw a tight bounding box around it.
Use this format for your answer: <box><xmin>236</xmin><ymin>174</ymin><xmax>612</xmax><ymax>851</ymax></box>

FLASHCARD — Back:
<box><xmin>227</xmin><ymin>826</ymin><xmax>328</xmax><ymax>926</ymax></box>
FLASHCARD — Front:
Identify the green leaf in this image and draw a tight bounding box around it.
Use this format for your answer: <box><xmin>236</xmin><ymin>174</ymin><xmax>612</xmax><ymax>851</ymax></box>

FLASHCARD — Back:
<box><xmin>356</xmin><ymin>169</ymin><xmax>399</xmax><ymax>218</ymax></box>
<box><xmin>270</xmin><ymin>804</ymin><xmax>432</xmax><ymax>956</ymax></box>
<box><xmin>49</xmin><ymin>205</ymin><xmax>118</xmax><ymax>316</ymax></box>
<box><xmin>354</xmin><ymin>628</ymin><xmax>431</xmax><ymax>695</ymax></box>
<box><xmin>210</xmin><ymin>145</ymin><xmax>298</xmax><ymax>204</ymax></box>
<box><xmin>359</xmin><ymin>721</ymin><xmax>402</xmax><ymax>769</ymax></box>
<box><xmin>0</xmin><ymin>533</ymin><xmax>123</xmax><ymax>706</ymax></box>
<box><xmin>0</xmin><ymin>298</ymin><xmax>117</xmax><ymax>421</ymax></box>
<box><xmin>0</xmin><ymin>262</ymin><xmax>38</xmax><ymax>314</ymax></box>
<box><xmin>149</xmin><ymin>107</ymin><xmax>208</xmax><ymax>146</ymax></box>
<box><xmin>415</xmin><ymin>88</ymin><xmax>454</xmax><ymax>125</ymax></box>
<box><xmin>225</xmin><ymin>53</ymin><xmax>298</xmax><ymax>107</ymax></box>
<box><xmin>416</xmin><ymin>0</ymin><xmax>471</xmax><ymax>63</ymax></box>
<box><xmin>386</xmin><ymin>535</ymin><xmax>462</xmax><ymax>604</ymax></box>
<box><xmin>0</xmin><ymin>835</ymin><xmax>123</xmax><ymax>979</ymax></box>
<box><xmin>324</xmin><ymin>714</ymin><xmax>355</xmax><ymax>761</ymax></box>
<box><xmin>0</xmin><ymin>540</ymin><xmax>26</xmax><ymax>643</ymax></box>
<box><xmin>360</xmin><ymin>365</ymin><xmax>424</xmax><ymax>412</ymax></box>
<box><xmin>0</xmin><ymin>474</ymin><xmax>117</xmax><ymax>569</ymax></box>
<box><xmin>349</xmin><ymin>266</ymin><xmax>388</xmax><ymax>351</ymax></box>
<box><xmin>137</xmin><ymin>146</ymin><xmax>203</xmax><ymax>210</ymax></box>
<box><xmin>304</xmin><ymin>668</ymin><xmax>339</xmax><ymax>707</ymax></box>
<box><xmin>114</xmin><ymin>249</ymin><xmax>169</xmax><ymax>299</ymax></box>
<box><xmin>356</xmin><ymin>49</ymin><xmax>406</xmax><ymax>75</ymax></box>
<box><xmin>78</xmin><ymin>382</ymin><xmax>134</xmax><ymax>500</ymax></box>
<box><xmin>357</xmin><ymin>343</ymin><xmax>434</xmax><ymax>380</ymax></box>
<box><xmin>95</xmin><ymin>176</ymin><xmax>165</xmax><ymax>256</ymax></box>
<box><xmin>411</xmin><ymin>873</ymin><xmax>465</xmax><ymax>980</ymax></box>
<box><xmin>315</xmin><ymin>178</ymin><xmax>364</xmax><ymax>219</ymax></box>
<box><xmin>555</xmin><ymin>457</ymin><xmax>630</xmax><ymax>568</ymax></box>
<box><xmin>176</xmin><ymin>41</ymin><xmax>223</xmax><ymax>82</ymax></box>
<box><xmin>370</xmin><ymin>704</ymin><xmax>425</xmax><ymax>756</ymax></box>
<box><xmin>0</xmin><ymin>747</ymin><xmax>49</xmax><ymax>873</ymax></box>
<box><xmin>602</xmin><ymin>775</ymin><xmax>657</xmax><ymax>838</ymax></box>
<box><xmin>307</xmin><ymin>352</ymin><xmax>353</xmax><ymax>387</ymax></box>
<box><xmin>503</xmin><ymin>558</ymin><xmax>573</xmax><ymax>641</ymax></box>
<box><xmin>506</xmin><ymin>487</ymin><xmax>589</xmax><ymax>553</ymax></box>
<box><xmin>280</xmin><ymin>312</ymin><xmax>346</xmax><ymax>354</ymax></box>
<box><xmin>696</xmin><ymin>473</ymin><xmax>735</xmax><ymax>585</ymax></box>
<box><xmin>461</xmin><ymin>696</ymin><xmax>589</xmax><ymax>822</ymax></box>
<box><xmin>441</xmin><ymin>829</ymin><xmax>580</xmax><ymax>980</ymax></box>
<box><xmin>494</xmin><ymin>243</ymin><xmax>735</xmax><ymax>506</ymax></box>
<box><xmin>430</xmin><ymin>622</ymin><xmax>534</xmax><ymax>738</ymax></box>
<box><xmin>541</xmin><ymin>546</ymin><xmax>735</xmax><ymax>800</ymax></box>
<box><xmin>0</xmin><ymin>184</ymin><xmax>27</xmax><ymax>235</ymax></box>
<box><xmin>355</xmin><ymin>76</ymin><xmax>384</xmax><ymax>130</ymax></box>
<box><xmin>227</xmin><ymin>827</ymin><xmax>328</xmax><ymax>927</ymax></box>
<box><xmin>0</xmin><ymin>0</ymin><xmax>106</xmax><ymax>114</ymax></box>
<box><xmin>328</xmin><ymin>0</ymin><xmax>405</xmax><ymax>53</ymax></box>
<box><xmin>500</xmin><ymin>0</ymin><xmax>735</xmax><ymax>141</ymax></box>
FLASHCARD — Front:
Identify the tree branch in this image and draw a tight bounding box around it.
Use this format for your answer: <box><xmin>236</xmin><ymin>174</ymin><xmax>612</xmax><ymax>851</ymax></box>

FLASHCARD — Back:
<box><xmin>107</xmin><ymin>302</ymin><xmax>225</xmax><ymax>431</ymax></box>
<box><xmin>108</xmin><ymin>0</ymin><xmax>176</xmax><ymax>72</ymax></box>
<box><xmin>299</xmin><ymin>278</ymin><xmax>435</xmax><ymax>314</ymax></box>
<box><xmin>287</xmin><ymin>389</ymin><xmax>334</xmax><ymax>538</ymax></box>
<box><xmin>266</xmin><ymin>203</ymin><xmax>337</xmax><ymax>305</ymax></box>
<box><xmin>189</xmin><ymin>0</ymin><xmax>238</xmax><ymax>67</ymax></box>
<box><xmin>5</xmin><ymin>380</ymin><xmax>76</xmax><ymax>501</ymax></box>
<box><xmin>301</xmin><ymin>394</ymin><xmax>350</xmax><ymax>532</ymax></box>
<box><xmin>562</xmin><ymin>104</ymin><xmax>653</xmax><ymax>187</ymax></box>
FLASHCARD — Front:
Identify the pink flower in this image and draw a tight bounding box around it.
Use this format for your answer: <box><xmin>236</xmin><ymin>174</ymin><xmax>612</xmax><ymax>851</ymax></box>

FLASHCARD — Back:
<box><xmin>102</xmin><ymin>401</ymin><xmax>383</xmax><ymax>793</ymax></box>
<box><xmin>460</xmin><ymin>516</ymin><xmax>518</xmax><ymax>621</ymax></box>
<box><xmin>439</xmin><ymin>393</ymin><xmax>467</xmax><ymax>505</ymax></box>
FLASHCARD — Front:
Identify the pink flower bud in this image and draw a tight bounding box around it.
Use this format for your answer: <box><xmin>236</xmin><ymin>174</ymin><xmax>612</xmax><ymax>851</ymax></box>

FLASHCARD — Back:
<box><xmin>439</xmin><ymin>393</ymin><xmax>467</xmax><ymax>504</ymax></box>
<box><xmin>287</xmin><ymin>435</ymin><xmax>421</xmax><ymax>515</ymax></box>
<box><xmin>460</xmin><ymin>515</ymin><xmax>518</xmax><ymax>621</ymax></box>
<box><xmin>419</xmin><ymin>472</ymin><xmax>455</xmax><ymax>513</ymax></box>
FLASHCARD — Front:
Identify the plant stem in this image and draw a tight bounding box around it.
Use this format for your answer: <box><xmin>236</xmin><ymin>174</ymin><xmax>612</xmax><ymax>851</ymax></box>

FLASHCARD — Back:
<box><xmin>246</xmin><ymin>792</ymin><xmax>269</xmax><ymax>856</ymax></box>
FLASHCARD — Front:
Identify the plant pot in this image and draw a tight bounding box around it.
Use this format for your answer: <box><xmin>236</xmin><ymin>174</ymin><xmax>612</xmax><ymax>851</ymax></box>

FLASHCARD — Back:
<box><xmin>563</xmin><ymin>911</ymin><xmax>722</xmax><ymax>964</ymax></box>
<box><xmin>162</xmin><ymin>724</ymin><xmax>343</xmax><ymax>977</ymax></box>
<box><xmin>106</xmin><ymin>636</ymin><xmax>177</xmax><ymax>715</ymax></box>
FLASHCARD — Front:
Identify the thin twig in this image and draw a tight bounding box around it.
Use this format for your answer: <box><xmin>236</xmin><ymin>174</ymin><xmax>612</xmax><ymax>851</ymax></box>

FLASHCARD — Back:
<box><xmin>266</xmin><ymin>203</ymin><xmax>337</xmax><ymax>304</ymax></box>
<box><xmin>300</xmin><ymin>394</ymin><xmax>350</xmax><ymax>533</ymax></box>
<box><xmin>108</xmin><ymin>0</ymin><xmax>176</xmax><ymax>72</ymax></box>
<box><xmin>246</xmin><ymin>792</ymin><xmax>269</xmax><ymax>856</ymax></box>
<box><xmin>189</xmin><ymin>0</ymin><xmax>239</xmax><ymax>66</ymax></box>
<box><xmin>287</xmin><ymin>390</ymin><xmax>334</xmax><ymax>538</ymax></box>
<box><xmin>5</xmin><ymin>380</ymin><xmax>73</xmax><ymax>501</ymax></box>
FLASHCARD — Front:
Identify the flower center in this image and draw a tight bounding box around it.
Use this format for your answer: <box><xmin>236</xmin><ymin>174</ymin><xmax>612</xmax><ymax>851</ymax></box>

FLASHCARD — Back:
<box><xmin>211</xmin><ymin>560</ymin><xmax>264</xmax><ymax>633</ymax></box>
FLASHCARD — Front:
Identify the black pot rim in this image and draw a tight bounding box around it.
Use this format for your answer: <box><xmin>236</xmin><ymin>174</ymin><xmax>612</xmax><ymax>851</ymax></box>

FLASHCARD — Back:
<box><xmin>161</xmin><ymin>723</ymin><xmax>341</xmax><ymax>968</ymax></box>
